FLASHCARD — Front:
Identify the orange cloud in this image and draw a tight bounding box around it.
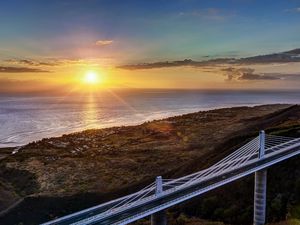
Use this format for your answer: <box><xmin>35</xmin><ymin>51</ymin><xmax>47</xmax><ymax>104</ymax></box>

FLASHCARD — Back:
<box><xmin>0</xmin><ymin>66</ymin><xmax>50</xmax><ymax>73</ymax></box>
<box><xmin>95</xmin><ymin>40</ymin><xmax>113</xmax><ymax>46</ymax></box>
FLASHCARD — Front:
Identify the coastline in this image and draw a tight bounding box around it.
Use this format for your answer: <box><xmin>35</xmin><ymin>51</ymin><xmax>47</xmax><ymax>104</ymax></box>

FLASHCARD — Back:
<box><xmin>1</xmin><ymin>104</ymin><xmax>300</xmax><ymax>225</ymax></box>
<box><xmin>0</xmin><ymin>103</ymin><xmax>292</xmax><ymax>149</ymax></box>
<box><xmin>2</xmin><ymin>88</ymin><xmax>300</xmax><ymax>148</ymax></box>
<box><xmin>0</xmin><ymin>104</ymin><xmax>295</xmax><ymax>169</ymax></box>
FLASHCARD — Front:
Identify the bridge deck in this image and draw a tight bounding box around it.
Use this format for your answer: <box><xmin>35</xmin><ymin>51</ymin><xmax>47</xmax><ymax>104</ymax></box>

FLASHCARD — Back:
<box><xmin>41</xmin><ymin>135</ymin><xmax>300</xmax><ymax>225</ymax></box>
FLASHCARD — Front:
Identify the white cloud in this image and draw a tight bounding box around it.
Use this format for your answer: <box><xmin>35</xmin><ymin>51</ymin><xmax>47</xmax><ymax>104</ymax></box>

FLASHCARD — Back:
<box><xmin>285</xmin><ymin>7</ymin><xmax>300</xmax><ymax>13</ymax></box>
<box><xmin>178</xmin><ymin>8</ymin><xmax>235</xmax><ymax>21</ymax></box>
<box><xmin>95</xmin><ymin>40</ymin><xmax>113</xmax><ymax>46</ymax></box>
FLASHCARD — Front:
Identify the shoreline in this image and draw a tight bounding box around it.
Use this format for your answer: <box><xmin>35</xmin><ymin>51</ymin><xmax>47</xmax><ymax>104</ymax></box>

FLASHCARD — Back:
<box><xmin>1</xmin><ymin>104</ymin><xmax>300</xmax><ymax>224</ymax></box>
<box><xmin>0</xmin><ymin>103</ymin><xmax>293</xmax><ymax>149</ymax></box>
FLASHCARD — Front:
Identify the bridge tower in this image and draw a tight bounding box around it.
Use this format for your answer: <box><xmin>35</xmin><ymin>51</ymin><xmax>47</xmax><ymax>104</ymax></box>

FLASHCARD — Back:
<box><xmin>254</xmin><ymin>130</ymin><xmax>267</xmax><ymax>225</ymax></box>
<box><xmin>151</xmin><ymin>176</ymin><xmax>167</xmax><ymax>225</ymax></box>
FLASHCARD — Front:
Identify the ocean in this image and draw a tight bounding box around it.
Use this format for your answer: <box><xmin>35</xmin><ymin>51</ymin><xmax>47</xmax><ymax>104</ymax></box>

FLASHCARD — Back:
<box><xmin>0</xmin><ymin>89</ymin><xmax>299</xmax><ymax>147</ymax></box>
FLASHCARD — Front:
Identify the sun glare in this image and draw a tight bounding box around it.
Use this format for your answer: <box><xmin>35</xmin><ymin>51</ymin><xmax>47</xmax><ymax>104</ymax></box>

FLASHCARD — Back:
<box><xmin>84</xmin><ymin>71</ymin><xmax>100</xmax><ymax>84</ymax></box>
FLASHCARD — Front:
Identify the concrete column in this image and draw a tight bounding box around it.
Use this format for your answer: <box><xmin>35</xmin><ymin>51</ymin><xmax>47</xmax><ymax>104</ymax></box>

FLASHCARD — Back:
<box><xmin>151</xmin><ymin>176</ymin><xmax>167</xmax><ymax>225</ymax></box>
<box><xmin>254</xmin><ymin>170</ymin><xmax>267</xmax><ymax>225</ymax></box>
<box><xmin>258</xmin><ymin>130</ymin><xmax>265</xmax><ymax>159</ymax></box>
<box><xmin>254</xmin><ymin>130</ymin><xmax>267</xmax><ymax>225</ymax></box>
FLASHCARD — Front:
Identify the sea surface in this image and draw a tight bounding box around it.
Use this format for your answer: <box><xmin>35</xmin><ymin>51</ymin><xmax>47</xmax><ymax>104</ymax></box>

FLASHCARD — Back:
<box><xmin>0</xmin><ymin>89</ymin><xmax>299</xmax><ymax>147</ymax></box>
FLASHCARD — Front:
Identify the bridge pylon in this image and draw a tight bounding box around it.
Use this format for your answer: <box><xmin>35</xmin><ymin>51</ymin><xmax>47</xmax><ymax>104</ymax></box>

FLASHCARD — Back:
<box><xmin>151</xmin><ymin>176</ymin><xmax>167</xmax><ymax>225</ymax></box>
<box><xmin>254</xmin><ymin>130</ymin><xmax>267</xmax><ymax>225</ymax></box>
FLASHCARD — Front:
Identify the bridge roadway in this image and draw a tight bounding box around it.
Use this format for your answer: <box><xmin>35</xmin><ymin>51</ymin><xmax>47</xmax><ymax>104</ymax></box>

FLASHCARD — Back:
<box><xmin>43</xmin><ymin>140</ymin><xmax>300</xmax><ymax>225</ymax></box>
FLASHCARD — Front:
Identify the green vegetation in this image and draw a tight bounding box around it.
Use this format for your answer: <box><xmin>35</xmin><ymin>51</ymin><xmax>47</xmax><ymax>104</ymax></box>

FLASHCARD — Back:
<box><xmin>1</xmin><ymin>104</ymin><xmax>300</xmax><ymax>224</ymax></box>
<box><xmin>164</xmin><ymin>124</ymin><xmax>300</xmax><ymax>225</ymax></box>
<box><xmin>291</xmin><ymin>205</ymin><xmax>300</xmax><ymax>219</ymax></box>
<box><xmin>270</xmin><ymin>219</ymin><xmax>300</xmax><ymax>225</ymax></box>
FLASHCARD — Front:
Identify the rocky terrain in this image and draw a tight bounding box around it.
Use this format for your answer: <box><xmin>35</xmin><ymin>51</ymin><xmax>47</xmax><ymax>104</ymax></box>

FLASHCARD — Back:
<box><xmin>0</xmin><ymin>104</ymin><xmax>300</xmax><ymax>224</ymax></box>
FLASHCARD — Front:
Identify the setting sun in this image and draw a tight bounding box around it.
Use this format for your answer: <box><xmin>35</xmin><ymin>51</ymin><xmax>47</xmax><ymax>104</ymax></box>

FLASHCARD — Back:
<box><xmin>84</xmin><ymin>71</ymin><xmax>100</xmax><ymax>84</ymax></box>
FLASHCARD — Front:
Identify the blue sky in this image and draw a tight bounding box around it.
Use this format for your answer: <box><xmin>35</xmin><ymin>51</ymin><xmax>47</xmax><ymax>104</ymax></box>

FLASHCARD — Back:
<box><xmin>1</xmin><ymin>0</ymin><xmax>300</xmax><ymax>91</ymax></box>
<box><xmin>1</xmin><ymin>0</ymin><xmax>300</xmax><ymax>62</ymax></box>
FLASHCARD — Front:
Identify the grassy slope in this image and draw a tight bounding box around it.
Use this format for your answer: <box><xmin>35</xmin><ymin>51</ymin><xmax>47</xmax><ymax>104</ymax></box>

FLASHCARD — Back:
<box><xmin>1</xmin><ymin>104</ymin><xmax>300</xmax><ymax>224</ymax></box>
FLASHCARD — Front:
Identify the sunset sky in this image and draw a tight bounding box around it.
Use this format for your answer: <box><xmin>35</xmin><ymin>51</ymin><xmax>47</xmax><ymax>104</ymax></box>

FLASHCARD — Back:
<box><xmin>1</xmin><ymin>0</ymin><xmax>300</xmax><ymax>93</ymax></box>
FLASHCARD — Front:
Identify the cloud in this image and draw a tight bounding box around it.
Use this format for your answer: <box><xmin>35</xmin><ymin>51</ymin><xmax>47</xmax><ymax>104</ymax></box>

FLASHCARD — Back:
<box><xmin>118</xmin><ymin>59</ymin><xmax>198</xmax><ymax>70</ymax></box>
<box><xmin>95</xmin><ymin>40</ymin><xmax>113</xmax><ymax>46</ymax></box>
<box><xmin>5</xmin><ymin>59</ymin><xmax>59</xmax><ymax>66</ymax></box>
<box><xmin>285</xmin><ymin>7</ymin><xmax>300</xmax><ymax>13</ymax></box>
<box><xmin>118</xmin><ymin>48</ymin><xmax>300</xmax><ymax>70</ymax></box>
<box><xmin>4</xmin><ymin>57</ymin><xmax>109</xmax><ymax>67</ymax></box>
<box><xmin>222</xmin><ymin>67</ymin><xmax>281</xmax><ymax>81</ymax></box>
<box><xmin>238</xmin><ymin>48</ymin><xmax>300</xmax><ymax>64</ymax></box>
<box><xmin>117</xmin><ymin>58</ymin><xmax>235</xmax><ymax>70</ymax></box>
<box><xmin>262</xmin><ymin>73</ymin><xmax>300</xmax><ymax>80</ymax></box>
<box><xmin>178</xmin><ymin>8</ymin><xmax>235</xmax><ymax>21</ymax></box>
<box><xmin>239</xmin><ymin>73</ymin><xmax>280</xmax><ymax>81</ymax></box>
<box><xmin>0</xmin><ymin>66</ymin><xmax>50</xmax><ymax>73</ymax></box>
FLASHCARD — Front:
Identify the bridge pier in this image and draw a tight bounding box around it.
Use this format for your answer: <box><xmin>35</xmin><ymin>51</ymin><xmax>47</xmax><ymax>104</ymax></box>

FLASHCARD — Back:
<box><xmin>254</xmin><ymin>170</ymin><xmax>267</xmax><ymax>225</ymax></box>
<box><xmin>253</xmin><ymin>130</ymin><xmax>267</xmax><ymax>225</ymax></box>
<box><xmin>151</xmin><ymin>176</ymin><xmax>167</xmax><ymax>225</ymax></box>
<box><xmin>151</xmin><ymin>211</ymin><xmax>167</xmax><ymax>225</ymax></box>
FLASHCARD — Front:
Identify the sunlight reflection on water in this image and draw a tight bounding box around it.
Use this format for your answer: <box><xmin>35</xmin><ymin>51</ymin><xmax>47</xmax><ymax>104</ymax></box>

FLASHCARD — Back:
<box><xmin>0</xmin><ymin>89</ymin><xmax>299</xmax><ymax>147</ymax></box>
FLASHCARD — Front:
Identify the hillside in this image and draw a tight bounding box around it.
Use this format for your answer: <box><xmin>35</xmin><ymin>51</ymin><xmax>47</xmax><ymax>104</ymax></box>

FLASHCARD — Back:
<box><xmin>1</xmin><ymin>104</ymin><xmax>300</xmax><ymax>224</ymax></box>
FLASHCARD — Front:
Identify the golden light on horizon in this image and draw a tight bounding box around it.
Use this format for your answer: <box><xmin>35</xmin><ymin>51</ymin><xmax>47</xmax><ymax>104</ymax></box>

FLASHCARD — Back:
<box><xmin>84</xmin><ymin>71</ymin><xmax>101</xmax><ymax>84</ymax></box>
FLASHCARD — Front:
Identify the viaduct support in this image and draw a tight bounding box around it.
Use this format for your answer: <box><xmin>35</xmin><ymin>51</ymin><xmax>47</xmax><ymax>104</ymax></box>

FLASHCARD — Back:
<box><xmin>254</xmin><ymin>130</ymin><xmax>267</xmax><ymax>225</ymax></box>
<box><xmin>151</xmin><ymin>176</ymin><xmax>167</xmax><ymax>225</ymax></box>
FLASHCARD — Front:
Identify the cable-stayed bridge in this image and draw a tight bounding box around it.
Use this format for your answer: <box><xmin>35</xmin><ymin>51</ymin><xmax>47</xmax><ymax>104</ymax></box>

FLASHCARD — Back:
<box><xmin>42</xmin><ymin>131</ymin><xmax>300</xmax><ymax>225</ymax></box>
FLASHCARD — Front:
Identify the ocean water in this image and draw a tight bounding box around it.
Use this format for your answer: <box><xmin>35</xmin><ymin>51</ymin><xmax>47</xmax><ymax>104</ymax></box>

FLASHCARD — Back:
<box><xmin>0</xmin><ymin>89</ymin><xmax>299</xmax><ymax>147</ymax></box>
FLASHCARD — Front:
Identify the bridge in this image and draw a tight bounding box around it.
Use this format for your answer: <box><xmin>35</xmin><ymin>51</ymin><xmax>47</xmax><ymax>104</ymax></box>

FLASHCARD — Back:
<box><xmin>42</xmin><ymin>131</ymin><xmax>300</xmax><ymax>225</ymax></box>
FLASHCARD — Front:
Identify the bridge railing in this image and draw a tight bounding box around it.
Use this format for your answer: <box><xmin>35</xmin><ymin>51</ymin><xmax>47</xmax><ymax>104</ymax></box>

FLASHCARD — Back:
<box><xmin>42</xmin><ymin>133</ymin><xmax>300</xmax><ymax>225</ymax></box>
